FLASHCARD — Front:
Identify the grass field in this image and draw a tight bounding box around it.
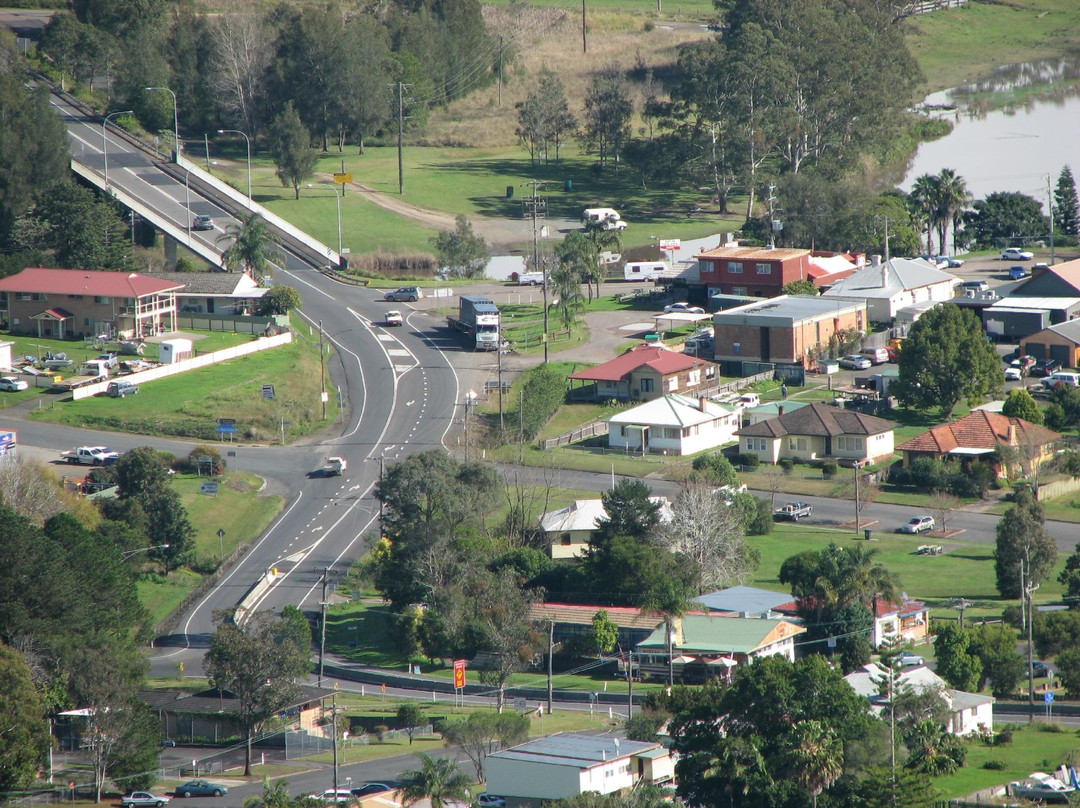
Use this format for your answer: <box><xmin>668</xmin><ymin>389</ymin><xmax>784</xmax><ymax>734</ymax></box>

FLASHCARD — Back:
<box><xmin>24</xmin><ymin>315</ymin><xmax>338</xmax><ymax>442</ymax></box>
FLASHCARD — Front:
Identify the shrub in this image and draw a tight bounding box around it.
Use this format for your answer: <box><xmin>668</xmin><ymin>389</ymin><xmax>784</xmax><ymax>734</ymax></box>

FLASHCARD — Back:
<box><xmin>910</xmin><ymin>456</ymin><xmax>947</xmax><ymax>490</ymax></box>
<box><xmin>512</xmin><ymin>364</ymin><xmax>568</xmax><ymax>441</ymax></box>
<box><xmin>746</xmin><ymin>496</ymin><xmax>773</xmax><ymax>536</ymax></box>
<box><xmin>692</xmin><ymin>452</ymin><xmax>738</xmax><ymax>486</ymax></box>
<box><xmin>982</xmin><ymin>760</ymin><xmax>1007</xmax><ymax>770</ymax></box>
<box><xmin>739</xmin><ymin>453</ymin><xmax>760</xmax><ymax>469</ymax></box>
<box><xmin>175</xmin><ymin>445</ymin><xmax>227</xmax><ymax>476</ymax></box>
<box><xmin>995</xmin><ymin>726</ymin><xmax>1014</xmax><ymax>746</ymax></box>
<box><xmin>822</xmin><ymin>461</ymin><xmax>838</xmax><ymax>478</ymax></box>
<box><xmin>374</xmin><ymin>724</ymin><xmax>389</xmax><ymax>742</ymax></box>
<box><xmin>778</xmin><ymin>458</ymin><xmax>794</xmax><ymax>473</ymax></box>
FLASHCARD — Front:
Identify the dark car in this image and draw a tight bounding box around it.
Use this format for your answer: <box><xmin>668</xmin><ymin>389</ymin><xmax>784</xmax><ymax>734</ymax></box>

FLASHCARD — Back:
<box><xmin>192</xmin><ymin>215</ymin><xmax>214</xmax><ymax>231</ymax></box>
<box><xmin>1031</xmin><ymin>359</ymin><xmax>1061</xmax><ymax>378</ymax></box>
<box><xmin>175</xmin><ymin>780</ymin><xmax>227</xmax><ymax>798</ymax></box>
<box><xmin>351</xmin><ymin>783</ymin><xmax>395</xmax><ymax>798</ymax></box>
<box><xmin>1032</xmin><ymin>661</ymin><xmax>1051</xmax><ymax>678</ymax></box>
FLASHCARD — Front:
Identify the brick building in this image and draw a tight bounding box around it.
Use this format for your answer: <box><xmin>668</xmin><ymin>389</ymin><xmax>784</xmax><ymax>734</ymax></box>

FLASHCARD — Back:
<box><xmin>697</xmin><ymin>245</ymin><xmax>815</xmax><ymax>297</ymax></box>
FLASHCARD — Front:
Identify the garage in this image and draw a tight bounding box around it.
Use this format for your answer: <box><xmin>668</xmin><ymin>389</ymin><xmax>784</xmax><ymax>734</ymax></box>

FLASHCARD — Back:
<box><xmin>1051</xmin><ymin>344</ymin><xmax>1072</xmax><ymax>366</ymax></box>
<box><xmin>1020</xmin><ymin>320</ymin><xmax>1080</xmax><ymax>370</ymax></box>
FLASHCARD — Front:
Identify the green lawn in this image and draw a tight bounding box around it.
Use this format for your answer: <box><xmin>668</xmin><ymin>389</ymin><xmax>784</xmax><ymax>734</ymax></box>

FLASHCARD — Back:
<box><xmin>25</xmin><ymin>315</ymin><xmax>338</xmax><ymax>442</ymax></box>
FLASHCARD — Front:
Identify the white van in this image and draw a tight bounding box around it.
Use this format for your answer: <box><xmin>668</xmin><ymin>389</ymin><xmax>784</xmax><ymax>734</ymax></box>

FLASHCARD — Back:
<box><xmin>860</xmin><ymin>347</ymin><xmax>889</xmax><ymax>365</ymax></box>
<box><xmin>582</xmin><ymin>207</ymin><xmax>627</xmax><ymax>231</ymax></box>
<box><xmin>624</xmin><ymin>261</ymin><xmax>669</xmax><ymax>281</ymax></box>
<box><xmin>516</xmin><ymin>271</ymin><xmax>546</xmax><ymax>286</ymax></box>
<box><xmin>1047</xmin><ymin>371</ymin><xmax>1080</xmax><ymax>388</ymax></box>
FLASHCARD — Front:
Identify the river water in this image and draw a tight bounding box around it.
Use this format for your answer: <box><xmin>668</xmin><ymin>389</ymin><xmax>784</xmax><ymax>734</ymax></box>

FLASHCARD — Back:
<box><xmin>900</xmin><ymin>58</ymin><xmax>1080</xmax><ymax>204</ymax></box>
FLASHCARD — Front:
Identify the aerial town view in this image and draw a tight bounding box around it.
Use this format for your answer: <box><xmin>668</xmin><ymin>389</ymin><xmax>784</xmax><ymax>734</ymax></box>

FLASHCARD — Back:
<box><xmin>3</xmin><ymin>0</ymin><xmax>1080</xmax><ymax>807</ymax></box>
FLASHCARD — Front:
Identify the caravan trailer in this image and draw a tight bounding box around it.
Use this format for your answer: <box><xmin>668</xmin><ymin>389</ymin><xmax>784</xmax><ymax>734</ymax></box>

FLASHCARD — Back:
<box><xmin>623</xmin><ymin>261</ymin><xmax>669</xmax><ymax>282</ymax></box>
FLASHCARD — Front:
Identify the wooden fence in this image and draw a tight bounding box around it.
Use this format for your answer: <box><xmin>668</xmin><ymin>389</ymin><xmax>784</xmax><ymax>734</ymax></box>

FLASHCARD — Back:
<box><xmin>540</xmin><ymin>420</ymin><xmax>609</xmax><ymax>450</ymax></box>
<box><xmin>1037</xmin><ymin>476</ymin><xmax>1080</xmax><ymax>502</ymax></box>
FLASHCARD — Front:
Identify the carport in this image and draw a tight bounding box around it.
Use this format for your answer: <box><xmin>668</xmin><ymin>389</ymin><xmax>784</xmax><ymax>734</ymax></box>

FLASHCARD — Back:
<box><xmin>652</xmin><ymin>311</ymin><xmax>712</xmax><ymax>338</ymax></box>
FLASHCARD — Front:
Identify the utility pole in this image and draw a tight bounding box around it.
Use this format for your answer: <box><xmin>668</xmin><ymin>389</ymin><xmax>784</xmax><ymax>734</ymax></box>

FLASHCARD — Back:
<box><xmin>627</xmin><ymin>651</ymin><xmax>634</xmax><ymax>717</ymax></box>
<box><xmin>854</xmin><ymin>460</ymin><xmax>862</xmax><ymax>534</ymax></box>
<box><xmin>1048</xmin><ymin>174</ymin><xmax>1056</xmax><ymax>265</ymax></box>
<box><xmin>518</xmin><ymin>389</ymin><xmax>524</xmax><ymax>464</ymax></box>
<box><xmin>331</xmin><ymin>694</ymin><xmax>340</xmax><ymax>794</ymax></box>
<box><xmin>498</xmin><ymin>336</ymin><xmax>505</xmax><ymax>437</ymax></box>
<box><xmin>393</xmin><ymin>83</ymin><xmax>411</xmax><ymax>195</ymax></box>
<box><xmin>498</xmin><ymin>36</ymin><xmax>504</xmax><ymax>107</ymax></box>
<box><xmin>318</xmin><ymin>568</ymin><xmax>329</xmax><ymax>686</ymax></box>
<box><xmin>581</xmin><ymin>0</ymin><xmax>587</xmax><ymax>53</ymax></box>
<box><xmin>766</xmin><ymin>184</ymin><xmax>778</xmax><ymax>250</ymax></box>
<box><xmin>377</xmin><ymin>455</ymin><xmax>385</xmax><ymax>525</ymax></box>
<box><xmin>547</xmin><ymin>620</ymin><xmax>554</xmax><ymax>717</ymax></box>
<box><xmin>526</xmin><ymin>179</ymin><xmax>550</xmax><ymax>362</ymax></box>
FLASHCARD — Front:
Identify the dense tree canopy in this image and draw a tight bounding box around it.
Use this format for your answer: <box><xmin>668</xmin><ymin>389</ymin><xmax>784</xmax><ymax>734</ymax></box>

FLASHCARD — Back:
<box><xmin>967</xmin><ymin>191</ymin><xmax>1048</xmax><ymax>247</ymax></box>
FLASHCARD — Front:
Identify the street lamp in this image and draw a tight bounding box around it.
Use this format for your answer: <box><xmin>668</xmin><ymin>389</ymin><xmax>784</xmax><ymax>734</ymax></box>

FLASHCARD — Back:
<box><xmin>122</xmin><ymin>543</ymin><xmax>170</xmax><ymax>561</ymax></box>
<box><xmin>217</xmin><ymin>128</ymin><xmax>252</xmax><ymax>206</ymax></box>
<box><xmin>102</xmin><ymin>109</ymin><xmax>132</xmax><ymax>187</ymax></box>
<box><xmin>305</xmin><ymin>183</ymin><xmax>342</xmax><ymax>257</ymax></box>
<box><xmin>143</xmin><ymin>86</ymin><xmax>179</xmax><ymax>162</ymax></box>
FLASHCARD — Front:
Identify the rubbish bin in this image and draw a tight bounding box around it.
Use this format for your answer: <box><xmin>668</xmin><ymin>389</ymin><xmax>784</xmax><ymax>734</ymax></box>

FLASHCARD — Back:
<box><xmin>506</xmin><ymin>185</ymin><xmax>514</xmax><ymax>199</ymax></box>
<box><xmin>864</xmin><ymin>528</ymin><xmax>872</xmax><ymax>541</ymax></box>
<box><xmin>564</xmin><ymin>179</ymin><xmax>573</xmax><ymax>192</ymax></box>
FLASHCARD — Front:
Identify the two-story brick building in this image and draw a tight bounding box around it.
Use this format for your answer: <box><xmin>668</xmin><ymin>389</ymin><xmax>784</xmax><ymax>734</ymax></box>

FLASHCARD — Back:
<box><xmin>697</xmin><ymin>245</ymin><xmax>816</xmax><ymax>298</ymax></box>
<box><xmin>0</xmin><ymin>267</ymin><xmax>182</xmax><ymax>340</ymax></box>
<box><xmin>710</xmin><ymin>295</ymin><xmax>867</xmax><ymax>373</ymax></box>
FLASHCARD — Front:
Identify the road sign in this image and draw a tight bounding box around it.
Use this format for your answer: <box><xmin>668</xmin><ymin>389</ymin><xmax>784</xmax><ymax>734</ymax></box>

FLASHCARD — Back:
<box><xmin>658</xmin><ymin>239</ymin><xmax>681</xmax><ymax>251</ymax></box>
<box><xmin>200</xmin><ymin>482</ymin><xmax>219</xmax><ymax>496</ymax></box>
<box><xmin>217</xmin><ymin>529</ymin><xmax>225</xmax><ymax>539</ymax></box>
<box><xmin>262</xmin><ymin>384</ymin><xmax>275</xmax><ymax>400</ymax></box>
<box><xmin>453</xmin><ymin>659</ymin><xmax>466</xmax><ymax>689</ymax></box>
<box><xmin>334</xmin><ymin>173</ymin><xmax>353</xmax><ymax>184</ymax></box>
<box><xmin>514</xmin><ymin>698</ymin><xmax>527</xmax><ymax>710</ymax></box>
<box><xmin>216</xmin><ymin>424</ymin><xmax>237</xmax><ymax>434</ymax></box>
<box><xmin>1045</xmin><ymin>691</ymin><xmax>1055</xmax><ymax>704</ymax></box>
<box><xmin>217</xmin><ymin>418</ymin><xmax>235</xmax><ymax>426</ymax></box>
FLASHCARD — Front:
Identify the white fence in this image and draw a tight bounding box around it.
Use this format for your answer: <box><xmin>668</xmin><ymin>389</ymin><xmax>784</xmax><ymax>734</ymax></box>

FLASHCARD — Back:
<box><xmin>69</xmin><ymin>332</ymin><xmax>293</xmax><ymax>400</ymax></box>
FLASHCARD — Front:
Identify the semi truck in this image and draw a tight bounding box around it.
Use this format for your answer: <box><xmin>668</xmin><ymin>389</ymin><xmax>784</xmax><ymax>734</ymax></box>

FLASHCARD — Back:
<box><xmin>448</xmin><ymin>295</ymin><xmax>501</xmax><ymax>351</ymax></box>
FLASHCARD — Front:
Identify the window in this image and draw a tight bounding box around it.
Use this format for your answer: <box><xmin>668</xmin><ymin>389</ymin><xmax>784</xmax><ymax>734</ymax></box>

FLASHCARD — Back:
<box><xmin>688</xmin><ymin>369</ymin><xmax>701</xmax><ymax>385</ymax></box>
<box><xmin>68</xmin><ymin>294</ymin><xmax>84</xmax><ymax>300</ymax></box>
<box><xmin>641</xmin><ymin>378</ymin><xmax>654</xmax><ymax>393</ymax></box>
<box><xmin>733</xmin><ymin>342</ymin><xmax>741</xmax><ymax>355</ymax></box>
<box><xmin>705</xmin><ymin>366</ymin><xmax>716</xmax><ymax>379</ymax></box>
<box><xmin>788</xmin><ymin>437</ymin><xmax>808</xmax><ymax>451</ymax></box>
<box><xmin>836</xmin><ymin>436</ymin><xmax>864</xmax><ymax>451</ymax></box>
<box><xmin>17</xmin><ymin>292</ymin><xmax>30</xmax><ymax>301</ymax></box>
<box><xmin>95</xmin><ymin>296</ymin><xmax>110</xmax><ymax>304</ymax></box>
<box><xmin>668</xmin><ymin>376</ymin><xmax>678</xmax><ymax>392</ymax></box>
<box><xmin>728</xmin><ymin>261</ymin><xmax>743</xmax><ymax>274</ymax></box>
<box><xmin>756</xmin><ymin>263</ymin><xmax>771</xmax><ymax>275</ymax></box>
<box><xmin>663</xmin><ymin>427</ymin><xmax>680</xmax><ymax>439</ymax></box>
<box><xmin>560</xmin><ymin>534</ymin><xmax>571</xmax><ymax>546</ymax></box>
<box><xmin>732</xmin><ymin>287</ymin><xmax>747</xmax><ymax>296</ymax></box>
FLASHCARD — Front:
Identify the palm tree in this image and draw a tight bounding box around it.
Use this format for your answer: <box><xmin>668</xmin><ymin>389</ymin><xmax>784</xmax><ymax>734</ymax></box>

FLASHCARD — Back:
<box><xmin>934</xmin><ymin>168</ymin><xmax>971</xmax><ymax>256</ymax></box>
<box><xmin>705</xmin><ymin>736</ymin><xmax>769</xmax><ymax>808</ymax></box>
<box><xmin>553</xmin><ymin>232</ymin><xmax>590</xmax><ymax>325</ymax></box>
<box><xmin>243</xmin><ymin>778</ymin><xmax>294</xmax><ymax>808</ymax></box>
<box><xmin>582</xmin><ymin>220</ymin><xmax>622</xmax><ymax>300</ymax></box>
<box><xmin>218</xmin><ymin>212</ymin><xmax>282</xmax><ymax>278</ymax></box>
<box><xmin>908</xmin><ymin>174</ymin><xmax>939</xmax><ymax>255</ymax></box>
<box><xmin>784</xmin><ymin>720</ymin><xmax>843</xmax><ymax>808</ymax></box>
<box><xmin>399</xmin><ymin>754</ymin><xmax>472</xmax><ymax>808</ymax></box>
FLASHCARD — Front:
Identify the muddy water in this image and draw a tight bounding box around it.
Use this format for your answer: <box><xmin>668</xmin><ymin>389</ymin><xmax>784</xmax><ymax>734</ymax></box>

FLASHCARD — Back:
<box><xmin>900</xmin><ymin>58</ymin><xmax>1080</xmax><ymax>203</ymax></box>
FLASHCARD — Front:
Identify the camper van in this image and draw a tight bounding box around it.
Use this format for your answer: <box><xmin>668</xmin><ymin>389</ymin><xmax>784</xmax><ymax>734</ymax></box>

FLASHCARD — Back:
<box><xmin>623</xmin><ymin>261</ymin><xmax>669</xmax><ymax>282</ymax></box>
<box><xmin>582</xmin><ymin>207</ymin><xmax>627</xmax><ymax>231</ymax></box>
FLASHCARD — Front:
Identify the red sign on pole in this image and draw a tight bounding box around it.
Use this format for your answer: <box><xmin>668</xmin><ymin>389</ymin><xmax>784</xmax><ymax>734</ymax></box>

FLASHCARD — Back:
<box><xmin>453</xmin><ymin>659</ymin><xmax>466</xmax><ymax>689</ymax></box>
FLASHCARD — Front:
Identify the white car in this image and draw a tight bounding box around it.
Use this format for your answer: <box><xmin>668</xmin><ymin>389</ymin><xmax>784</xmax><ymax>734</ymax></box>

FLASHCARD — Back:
<box><xmin>1005</xmin><ymin>366</ymin><xmax>1022</xmax><ymax>381</ymax></box>
<box><xmin>385</xmin><ymin>310</ymin><xmax>404</xmax><ymax>326</ymax></box>
<box><xmin>1002</xmin><ymin>247</ymin><xmax>1034</xmax><ymax>261</ymax></box>
<box><xmin>0</xmin><ymin>376</ymin><xmax>29</xmax><ymax>392</ymax></box>
<box><xmin>477</xmin><ymin>796</ymin><xmax>506</xmax><ymax>808</ymax></box>
<box><xmin>306</xmin><ymin>790</ymin><xmax>353</xmax><ymax>804</ymax></box>
<box><xmin>837</xmin><ymin>354</ymin><xmax>872</xmax><ymax>370</ymax></box>
<box><xmin>898</xmin><ymin>515</ymin><xmax>936</xmax><ymax>534</ymax></box>
<box><xmin>664</xmin><ymin>302</ymin><xmax>705</xmax><ymax>314</ymax></box>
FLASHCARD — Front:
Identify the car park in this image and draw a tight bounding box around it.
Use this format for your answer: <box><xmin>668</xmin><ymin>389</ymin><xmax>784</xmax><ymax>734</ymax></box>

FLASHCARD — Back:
<box><xmin>192</xmin><ymin>215</ymin><xmax>214</xmax><ymax>231</ymax></box>
<box><xmin>838</xmin><ymin>354</ymin><xmax>872</xmax><ymax>370</ymax></box>
<box><xmin>1002</xmin><ymin>248</ymin><xmax>1035</xmax><ymax>261</ymax></box>
<box><xmin>1031</xmin><ymin>359</ymin><xmax>1061</xmax><ymax>378</ymax></box>
<box><xmin>1004</xmin><ymin>366</ymin><xmax>1022</xmax><ymax>381</ymax></box>
<box><xmin>384</xmin><ymin>287</ymin><xmax>421</xmax><ymax>302</ymax></box>
<box><xmin>898</xmin><ymin>515</ymin><xmax>935</xmax><ymax>534</ymax></box>
<box><xmin>663</xmin><ymin>302</ymin><xmax>705</xmax><ymax>314</ymax></box>
<box><xmin>385</xmin><ymin>310</ymin><xmax>404</xmax><ymax>326</ymax></box>
<box><xmin>896</xmin><ymin>651</ymin><xmax>925</xmax><ymax>667</ymax></box>
<box><xmin>477</xmin><ymin>795</ymin><xmax>507</xmax><ymax>808</ymax></box>
<box><xmin>176</xmin><ymin>780</ymin><xmax>227</xmax><ymax>798</ymax></box>
<box><xmin>122</xmin><ymin>794</ymin><xmax>170</xmax><ymax>808</ymax></box>
<box><xmin>0</xmin><ymin>376</ymin><xmax>29</xmax><ymax>392</ymax></box>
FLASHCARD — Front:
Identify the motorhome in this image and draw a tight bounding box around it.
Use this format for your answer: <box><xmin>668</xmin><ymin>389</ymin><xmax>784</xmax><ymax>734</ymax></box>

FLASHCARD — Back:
<box><xmin>582</xmin><ymin>207</ymin><xmax>627</xmax><ymax>231</ymax></box>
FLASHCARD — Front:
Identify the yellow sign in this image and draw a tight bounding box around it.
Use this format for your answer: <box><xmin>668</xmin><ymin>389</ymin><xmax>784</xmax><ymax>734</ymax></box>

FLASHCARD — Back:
<box><xmin>333</xmin><ymin>173</ymin><xmax>353</xmax><ymax>184</ymax></box>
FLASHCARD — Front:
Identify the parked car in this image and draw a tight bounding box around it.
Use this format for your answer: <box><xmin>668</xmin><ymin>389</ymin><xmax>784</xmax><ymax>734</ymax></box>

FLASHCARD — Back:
<box><xmin>1010</xmin><ymin>354</ymin><xmax>1037</xmax><ymax>371</ymax></box>
<box><xmin>663</xmin><ymin>302</ymin><xmax>705</xmax><ymax>314</ymax></box>
<box><xmin>159</xmin><ymin>738</ymin><xmax>177</xmax><ymax>748</ymax></box>
<box><xmin>176</xmin><ymin>781</ymin><xmax>227</xmax><ymax>798</ymax></box>
<box><xmin>384</xmin><ymin>310</ymin><xmax>404</xmax><ymax>326</ymax></box>
<box><xmin>1032</xmin><ymin>661</ymin><xmax>1051</xmax><ymax>678</ymax></box>
<box><xmin>960</xmin><ymin>280</ymin><xmax>989</xmax><ymax>293</ymax></box>
<box><xmin>477</xmin><ymin>795</ymin><xmax>507</xmax><ymax>808</ymax></box>
<box><xmin>384</xmin><ymin>286</ymin><xmax>421</xmax><ymax>302</ymax></box>
<box><xmin>306</xmin><ymin>790</ymin><xmax>353</xmax><ymax>804</ymax></box>
<box><xmin>898</xmin><ymin>515</ymin><xmax>936</xmax><ymax>534</ymax></box>
<box><xmin>350</xmin><ymin>783</ymin><xmax>396</xmax><ymax>798</ymax></box>
<box><xmin>1009</xmin><ymin>265</ymin><xmax>1028</xmax><ymax>280</ymax></box>
<box><xmin>774</xmin><ymin>502</ymin><xmax>813</xmax><ymax>521</ymax></box>
<box><xmin>896</xmin><ymin>651</ymin><xmax>925</xmax><ymax>667</ymax></box>
<box><xmin>107</xmin><ymin>380</ymin><xmax>139</xmax><ymax>398</ymax></box>
<box><xmin>122</xmin><ymin>794</ymin><xmax>170</xmax><ymax>808</ymax></box>
<box><xmin>1005</xmin><ymin>366</ymin><xmax>1022</xmax><ymax>381</ymax></box>
<box><xmin>1002</xmin><ymin>247</ymin><xmax>1035</xmax><ymax>261</ymax></box>
<box><xmin>0</xmin><ymin>376</ymin><xmax>29</xmax><ymax>392</ymax></box>
<box><xmin>944</xmin><ymin>257</ymin><xmax>965</xmax><ymax>268</ymax></box>
<box><xmin>1030</xmin><ymin>359</ymin><xmax>1061</xmax><ymax>378</ymax></box>
<box><xmin>191</xmin><ymin>215</ymin><xmax>214</xmax><ymax>231</ymax></box>
<box><xmin>838</xmin><ymin>354</ymin><xmax>872</xmax><ymax>370</ymax></box>
<box><xmin>860</xmin><ymin>347</ymin><xmax>889</xmax><ymax>365</ymax></box>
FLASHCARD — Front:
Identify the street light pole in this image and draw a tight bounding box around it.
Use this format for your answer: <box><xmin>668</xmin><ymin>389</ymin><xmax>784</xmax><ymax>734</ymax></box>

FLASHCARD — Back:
<box><xmin>144</xmin><ymin>86</ymin><xmax>179</xmax><ymax>162</ymax></box>
<box><xmin>217</xmin><ymin>128</ymin><xmax>252</xmax><ymax>206</ymax></box>
<box><xmin>102</xmin><ymin>109</ymin><xmax>132</xmax><ymax>187</ymax></box>
<box><xmin>184</xmin><ymin>169</ymin><xmax>191</xmax><ymax>247</ymax></box>
<box><xmin>306</xmin><ymin>183</ymin><xmax>343</xmax><ymax>258</ymax></box>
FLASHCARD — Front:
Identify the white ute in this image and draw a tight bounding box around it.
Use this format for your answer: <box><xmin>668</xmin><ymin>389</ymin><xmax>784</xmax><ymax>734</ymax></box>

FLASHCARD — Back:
<box><xmin>323</xmin><ymin>456</ymin><xmax>347</xmax><ymax>476</ymax></box>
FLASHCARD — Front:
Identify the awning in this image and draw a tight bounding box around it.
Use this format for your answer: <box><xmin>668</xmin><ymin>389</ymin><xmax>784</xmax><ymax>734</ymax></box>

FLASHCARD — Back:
<box><xmin>705</xmin><ymin>656</ymin><xmax>738</xmax><ymax>667</ymax></box>
<box><xmin>31</xmin><ymin>307</ymin><xmax>74</xmax><ymax>321</ymax></box>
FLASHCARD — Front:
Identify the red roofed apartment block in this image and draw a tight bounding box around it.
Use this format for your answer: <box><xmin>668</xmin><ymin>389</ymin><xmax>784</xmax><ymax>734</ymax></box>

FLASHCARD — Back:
<box><xmin>0</xmin><ymin>267</ymin><xmax>183</xmax><ymax>340</ymax></box>
<box><xmin>567</xmin><ymin>344</ymin><xmax>718</xmax><ymax>402</ymax></box>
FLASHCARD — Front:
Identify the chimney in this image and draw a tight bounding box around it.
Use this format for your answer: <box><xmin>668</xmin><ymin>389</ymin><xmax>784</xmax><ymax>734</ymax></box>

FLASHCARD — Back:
<box><xmin>881</xmin><ymin>263</ymin><xmax>888</xmax><ymax>288</ymax></box>
<box><xmin>871</xmin><ymin>254</ymin><xmax>882</xmax><ymax>268</ymax></box>
<box><xmin>699</xmin><ymin>395</ymin><xmax>708</xmax><ymax>413</ymax></box>
<box><xmin>1007</xmin><ymin>423</ymin><xmax>1017</xmax><ymax>445</ymax></box>
<box><xmin>778</xmin><ymin>404</ymin><xmax>785</xmax><ymax>417</ymax></box>
<box><xmin>1033</xmin><ymin>262</ymin><xmax>1050</xmax><ymax>278</ymax></box>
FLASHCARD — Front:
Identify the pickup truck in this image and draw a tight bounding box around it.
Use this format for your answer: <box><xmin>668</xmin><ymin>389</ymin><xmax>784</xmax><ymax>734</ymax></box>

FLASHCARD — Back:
<box><xmin>774</xmin><ymin>502</ymin><xmax>813</xmax><ymax>521</ymax></box>
<box><xmin>322</xmin><ymin>456</ymin><xmax>347</xmax><ymax>476</ymax></box>
<box><xmin>60</xmin><ymin>446</ymin><xmax>120</xmax><ymax>465</ymax></box>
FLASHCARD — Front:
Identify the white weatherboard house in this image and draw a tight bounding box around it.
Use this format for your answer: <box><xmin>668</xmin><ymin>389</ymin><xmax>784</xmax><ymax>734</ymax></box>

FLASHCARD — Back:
<box><xmin>485</xmin><ymin>733</ymin><xmax>674</xmax><ymax>808</ymax></box>
<box><xmin>607</xmin><ymin>394</ymin><xmax>741</xmax><ymax>455</ymax></box>
<box><xmin>540</xmin><ymin>497</ymin><xmax>672</xmax><ymax>559</ymax></box>
<box><xmin>822</xmin><ymin>256</ymin><xmax>959</xmax><ymax>322</ymax></box>
<box><xmin>845</xmin><ymin>663</ymin><xmax>994</xmax><ymax>736</ymax></box>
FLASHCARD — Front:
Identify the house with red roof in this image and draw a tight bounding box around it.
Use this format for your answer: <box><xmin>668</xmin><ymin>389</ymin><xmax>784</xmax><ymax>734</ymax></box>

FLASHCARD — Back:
<box><xmin>567</xmin><ymin>344</ymin><xmax>718</xmax><ymax>402</ymax></box>
<box><xmin>0</xmin><ymin>267</ymin><xmax>183</xmax><ymax>340</ymax></box>
<box><xmin>873</xmin><ymin>598</ymin><xmax>931</xmax><ymax>648</ymax></box>
<box><xmin>896</xmin><ymin>410</ymin><xmax>1060</xmax><ymax>478</ymax></box>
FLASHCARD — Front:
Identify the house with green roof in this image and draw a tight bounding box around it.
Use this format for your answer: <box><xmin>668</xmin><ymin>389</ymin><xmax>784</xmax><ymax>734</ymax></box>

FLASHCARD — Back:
<box><xmin>634</xmin><ymin>613</ymin><xmax>805</xmax><ymax>682</ymax></box>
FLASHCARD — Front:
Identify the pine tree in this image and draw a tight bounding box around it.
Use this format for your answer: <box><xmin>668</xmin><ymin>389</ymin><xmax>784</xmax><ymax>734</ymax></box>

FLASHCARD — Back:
<box><xmin>1055</xmin><ymin>165</ymin><xmax>1080</xmax><ymax>237</ymax></box>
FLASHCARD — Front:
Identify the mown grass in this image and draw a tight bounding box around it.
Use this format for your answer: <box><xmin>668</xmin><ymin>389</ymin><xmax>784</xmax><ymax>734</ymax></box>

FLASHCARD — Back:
<box><xmin>25</xmin><ymin>315</ymin><xmax>338</xmax><ymax>442</ymax></box>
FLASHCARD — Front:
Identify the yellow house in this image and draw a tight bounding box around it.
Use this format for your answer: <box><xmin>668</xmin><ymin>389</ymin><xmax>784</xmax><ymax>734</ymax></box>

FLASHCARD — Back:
<box><xmin>735</xmin><ymin>402</ymin><xmax>895</xmax><ymax>465</ymax></box>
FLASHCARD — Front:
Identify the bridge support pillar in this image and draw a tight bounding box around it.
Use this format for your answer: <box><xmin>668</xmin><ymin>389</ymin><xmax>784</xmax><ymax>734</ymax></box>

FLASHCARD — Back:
<box><xmin>164</xmin><ymin>235</ymin><xmax>178</xmax><ymax>270</ymax></box>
